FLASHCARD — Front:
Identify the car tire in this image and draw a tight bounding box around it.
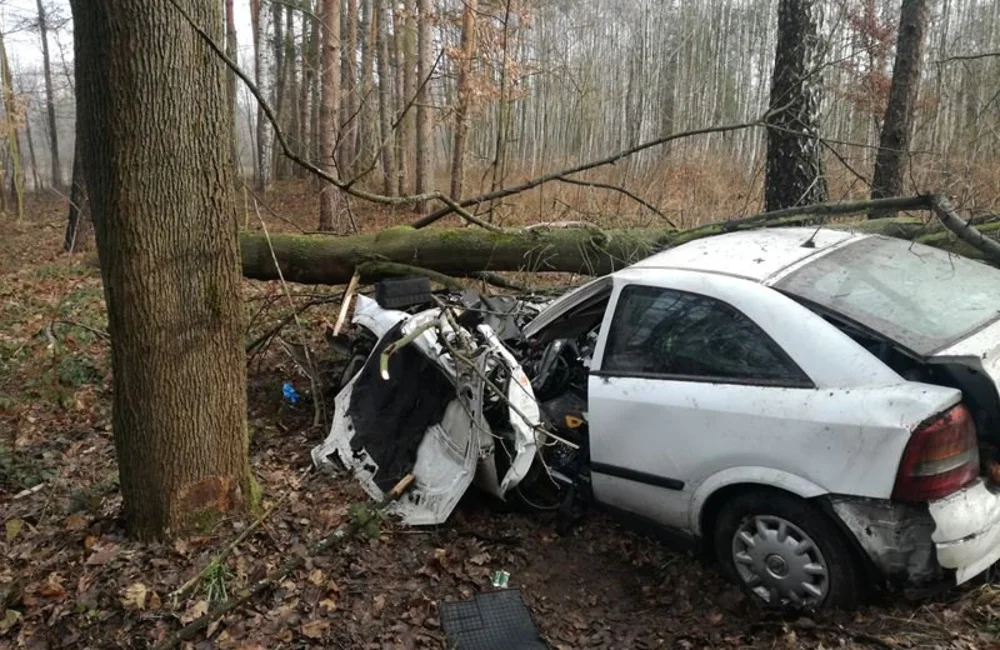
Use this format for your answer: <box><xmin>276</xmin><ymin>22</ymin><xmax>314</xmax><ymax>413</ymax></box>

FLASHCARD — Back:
<box><xmin>713</xmin><ymin>490</ymin><xmax>865</xmax><ymax>609</ymax></box>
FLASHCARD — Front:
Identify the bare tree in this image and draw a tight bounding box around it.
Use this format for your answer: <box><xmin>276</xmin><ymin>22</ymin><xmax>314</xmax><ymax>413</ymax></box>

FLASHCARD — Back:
<box><xmin>35</xmin><ymin>0</ymin><xmax>62</xmax><ymax>189</ymax></box>
<box><xmin>225</xmin><ymin>0</ymin><xmax>239</xmax><ymax>175</ymax></box>
<box><xmin>250</xmin><ymin>0</ymin><xmax>268</xmax><ymax>188</ymax></box>
<box><xmin>872</xmin><ymin>0</ymin><xmax>930</xmax><ymax>200</ymax></box>
<box><xmin>765</xmin><ymin>0</ymin><xmax>827</xmax><ymax>211</ymax></box>
<box><xmin>450</xmin><ymin>0</ymin><xmax>477</xmax><ymax>200</ymax></box>
<box><xmin>374</xmin><ymin>0</ymin><xmax>396</xmax><ymax>195</ymax></box>
<box><xmin>318</xmin><ymin>0</ymin><xmax>341</xmax><ymax>231</ymax></box>
<box><xmin>0</xmin><ymin>30</ymin><xmax>24</xmax><ymax>219</ymax></box>
<box><xmin>414</xmin><ymin>0</ymin><xmax>433</xmax><ymax>212</ymax></box>
<box><xmin>399</xmin><ymin>0</ymin><xmax>417</xmax><ymax>195</ymax></box>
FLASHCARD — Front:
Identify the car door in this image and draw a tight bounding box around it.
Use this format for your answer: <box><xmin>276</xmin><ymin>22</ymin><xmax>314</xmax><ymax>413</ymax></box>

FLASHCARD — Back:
<box><xmin>586</xmin><ymin>280</ymin><xmax>818</xmax><ymax>533</ymax></box>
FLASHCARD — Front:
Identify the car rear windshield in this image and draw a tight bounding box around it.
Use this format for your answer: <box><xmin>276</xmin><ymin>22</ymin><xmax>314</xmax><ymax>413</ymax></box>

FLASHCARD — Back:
<box><xmin>775</xmin><ymin>235</ymin><xmax>1000</xmax><ymax>355</ymax></box>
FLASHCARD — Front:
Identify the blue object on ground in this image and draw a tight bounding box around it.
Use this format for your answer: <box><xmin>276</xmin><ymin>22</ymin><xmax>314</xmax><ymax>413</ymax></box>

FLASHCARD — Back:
<box><xmin>282</xmin><ymin>382</ymin><xmax>299</xmax><ymax>404</ymax></box>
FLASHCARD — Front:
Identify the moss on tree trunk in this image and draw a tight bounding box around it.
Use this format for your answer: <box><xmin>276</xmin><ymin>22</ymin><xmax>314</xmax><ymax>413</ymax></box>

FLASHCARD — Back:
<box><xmin>239</xmin><ymin>213</ymin><xmax>996</xmax><ymax>286</ymax></box>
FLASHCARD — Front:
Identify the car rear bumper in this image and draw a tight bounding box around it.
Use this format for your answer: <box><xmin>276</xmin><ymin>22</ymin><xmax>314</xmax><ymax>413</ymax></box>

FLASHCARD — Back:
<box><xmin>928</xmin><ymin>479</ymin><xmax>1000</xmax><ymax>584</ymax></box>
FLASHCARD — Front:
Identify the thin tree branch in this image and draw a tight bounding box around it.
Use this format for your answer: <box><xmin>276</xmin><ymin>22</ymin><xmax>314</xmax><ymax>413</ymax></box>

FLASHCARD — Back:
<box><xmin>411</xmin><ymin>119</ymin><xmax>763</xmax><ymax>229</ymax></box>
<box><xmin>552</xmin><ymin>176</ymin><xmax>677</xmax><ymax>227</ymax></box>
<box><xmin>936</xmin><ymin>50</ymin><xmax>1000</xmax><ymax>64</ymax></box>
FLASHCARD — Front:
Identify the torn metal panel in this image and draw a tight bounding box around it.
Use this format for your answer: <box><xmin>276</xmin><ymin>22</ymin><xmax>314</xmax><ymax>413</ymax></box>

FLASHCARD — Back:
<box><xmin>829</xmin><ymin>496</ymin><xmax>941</xmax><ymax>586</ymax></box>
<box><xmin>927</xmin><ymin>479</ymin><xmax>1000</xmax><ymax>584</ymax></box>
<box><xmin>478</xmin><ymin>324</ymin><xmax>540</xmax><ymax>495</ymax></box>
<box><xmin>312</xmin><ymin>294</ymin><xmax>545</xmax><ymax>526</ymax></box>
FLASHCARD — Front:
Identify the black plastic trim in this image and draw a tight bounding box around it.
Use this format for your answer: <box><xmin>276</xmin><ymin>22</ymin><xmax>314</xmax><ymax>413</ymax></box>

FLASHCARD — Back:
<box><xmin>591</xmin><ymin>462</ymin><xmax>685</xmax><ymax>491</ymax></box>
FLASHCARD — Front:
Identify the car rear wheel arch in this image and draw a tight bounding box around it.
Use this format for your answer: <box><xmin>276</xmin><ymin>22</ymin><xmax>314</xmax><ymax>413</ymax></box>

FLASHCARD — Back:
<box><xmin>704</xmin><ymin>485</ymin><xmax>869</xmax><ymax>608</ymax></box>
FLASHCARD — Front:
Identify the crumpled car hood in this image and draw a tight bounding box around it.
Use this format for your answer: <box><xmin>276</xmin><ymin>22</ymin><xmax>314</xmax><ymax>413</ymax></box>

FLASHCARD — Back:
<box><xmin>311</xmin><ymin>295</ymin><xmax>541</xmax><ymax>525</ymax></box>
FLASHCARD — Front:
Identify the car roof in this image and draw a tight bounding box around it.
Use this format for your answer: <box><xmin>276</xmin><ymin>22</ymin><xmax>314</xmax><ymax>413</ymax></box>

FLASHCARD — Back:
<box><xmin>627</xmin><ymin>227</ymin><xmax>867</xmax><ymax>283</ymax></box>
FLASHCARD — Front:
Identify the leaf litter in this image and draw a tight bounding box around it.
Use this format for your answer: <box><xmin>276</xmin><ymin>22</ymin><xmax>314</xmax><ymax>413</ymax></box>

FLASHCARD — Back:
<box><xmin>2</xmin><ymin>190</ymin><xmax>1000</xmax><ymax>649</ymax></box>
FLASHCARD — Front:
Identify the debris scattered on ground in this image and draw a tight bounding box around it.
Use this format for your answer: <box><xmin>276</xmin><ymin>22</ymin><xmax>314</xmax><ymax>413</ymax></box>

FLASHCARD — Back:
<box><xmin>441</xmin><ymin>588</ymin><xmax>547</xmax><ymax>650</ymax></box>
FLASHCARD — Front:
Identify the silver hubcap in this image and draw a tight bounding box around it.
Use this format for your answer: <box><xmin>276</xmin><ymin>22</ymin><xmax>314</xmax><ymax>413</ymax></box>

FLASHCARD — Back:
<box><xmin>732</xmin><ymin>515</ymin><xmax>829</xmax><ymax>606</ymax></box>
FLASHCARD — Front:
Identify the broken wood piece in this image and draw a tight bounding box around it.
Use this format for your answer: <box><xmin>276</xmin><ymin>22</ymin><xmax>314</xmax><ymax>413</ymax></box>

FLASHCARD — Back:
<box><xmin>332</xmin><ymin>271</ymin><xmax>361</xmax><ymax>337</ymax></box>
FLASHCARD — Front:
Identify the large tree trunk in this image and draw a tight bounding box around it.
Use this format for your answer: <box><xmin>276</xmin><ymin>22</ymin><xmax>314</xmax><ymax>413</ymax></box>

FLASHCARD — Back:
<box><xmin>318</xmin><ymin>0</ymin><xmax>341</xmax><ymax>231</ymax></box>
<box><xmin>414</xmin><ymin>0</ymin><xmax>433</xmax><ymax>212</ymax></box>
<box><xmin>240</xmin><ymin>197</ymin><xmax>990</xmax><ymax>285</ymax></box>
<box><xmin>36</xmin><ymin>0</ymin><xmax>62</xmax><ymax>190</ymax></box>
<box><xmin>450</xmin><ymin>0</ymin><xmax>477</xmax><ymax>200</ymax></box>
<box><xmin>765</xmin><ymin>0</ymin><xmax>828</xmax><ymax>211</ymax></box>
<box><xmin>241</xmin><ymin>226</ymin><xmax>678</xmax><ymax>285</ymax></box>
<box><xmin>871</xmin><ymin>0</ymin><xmax>929</xmax><ymax>202</ymax></box>
<box><xmin>71</xmin><ymin>0</ymin><xmax>250</xmax><ymax>540</ymax></box>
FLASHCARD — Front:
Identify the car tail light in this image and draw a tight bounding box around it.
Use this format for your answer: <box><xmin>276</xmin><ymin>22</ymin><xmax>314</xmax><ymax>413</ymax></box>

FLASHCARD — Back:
<box><xmin>892</xmin><ymin>404</ymin><xmax>979</xmax><ymax>503</ymax></box>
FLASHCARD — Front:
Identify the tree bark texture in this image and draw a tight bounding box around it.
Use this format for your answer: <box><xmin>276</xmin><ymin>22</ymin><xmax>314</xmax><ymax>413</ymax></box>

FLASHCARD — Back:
<box><xmin>765</xmin><ymin>0</ymin><xmax>828</xmax><ymax>211</ymax></box>
<box><xmin>70</xmin><ymin>0</ymin><xmax>250</xmax><ymax>540</ymax></box>
<box><xmin>318</xmin><ymin>0</ymin><xmax>341</xmax><ymax>231</ymax></box>
<box><xmin>871</xmin><ymin>0</ymin><xmax>930</xmax><ymax>201</ymax></box>
<box><xmin>36</xmin><ymin>0</ymin><xmax>62</xmax><ymax>189</ymax></box>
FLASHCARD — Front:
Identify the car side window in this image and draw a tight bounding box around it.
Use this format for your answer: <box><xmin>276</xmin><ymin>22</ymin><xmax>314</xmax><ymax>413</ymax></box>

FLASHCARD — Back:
<box><xmin>602</xmin><ymin>284</ymin><xmax>811</xmax><ymax>386</ymax></box>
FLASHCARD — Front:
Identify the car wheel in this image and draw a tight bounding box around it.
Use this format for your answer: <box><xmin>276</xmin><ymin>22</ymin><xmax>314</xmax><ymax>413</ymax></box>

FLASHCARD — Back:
<box><xmin>713</xmin><ymin>490</ymin><xmax>864</xmax><ymax>609</ymax></box>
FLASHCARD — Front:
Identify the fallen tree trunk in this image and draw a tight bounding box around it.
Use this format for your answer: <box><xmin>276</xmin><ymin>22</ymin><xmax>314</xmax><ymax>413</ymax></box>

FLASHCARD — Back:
<box><xmin>239</xmin><ymin>195</ymin><xmax>1000</xmax><ymax>285</ymax></box>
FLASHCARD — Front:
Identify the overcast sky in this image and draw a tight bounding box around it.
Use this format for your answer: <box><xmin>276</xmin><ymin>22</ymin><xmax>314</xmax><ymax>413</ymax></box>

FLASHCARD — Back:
<box><xmin>1</xmin><ymin>0</ymin><xmax>256</xmax><ymax>72</ymax></box>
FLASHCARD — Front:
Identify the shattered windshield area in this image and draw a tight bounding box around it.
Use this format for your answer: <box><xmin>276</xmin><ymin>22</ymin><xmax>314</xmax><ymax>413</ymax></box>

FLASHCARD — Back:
<box><xmin>776</xmin><ymin>235</ymin><xmax>1000</xmax><ymax>355</ymax></box>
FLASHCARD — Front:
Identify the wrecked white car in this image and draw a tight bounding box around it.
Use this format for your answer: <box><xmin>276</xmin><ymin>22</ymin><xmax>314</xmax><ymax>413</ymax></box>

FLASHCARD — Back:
<box><xmin>314</xmin><ymin>226</ymin><xmax>1000</xmax><ymax>610</ymax></box>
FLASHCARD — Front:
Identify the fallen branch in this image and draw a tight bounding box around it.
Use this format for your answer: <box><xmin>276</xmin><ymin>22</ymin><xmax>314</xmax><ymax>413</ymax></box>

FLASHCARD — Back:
<box><xmin>152</xmin><ymin>474</ymin><xmax>415</xmax><ymax>650</ymax></box>
<box><xmin>246</xmin><ymin>297</ymin><xmax>337</xmax><ymax>354</ymax></box>
<box><xmin>411</xmin><ymin>119</ymin><xmax>762</xmax><ymax>229</ymax></box>
<box><xmin>937</xmin><ymin>50</ymin><xmax>1000</xmax><ymax>64</ymax></box>
<box><xmin>356</xmin><ymin>260</ymin><xmax>466</xmax><ymax>291</ymax></box>
<box><xmin>473</xmin><ymin>271</ymin><xmax>532</xmax><ymax>292</ymax></box>
<box><xmin>929</xmin><ymin>194</ymin><xmax>1000</xmax><ymax>264</ymax></box>
<box><xmin>168</xmin><ymin>501</ymin><xmax>279</xmax><ymax>605</ymax></box>
<box><xmin>552</xmin><ymin>176</ymin><xmax>676</xmax><ymax>227</ymax></box>
<box><xmin>239</xmin><ymin>195</ymin><xmax>1000</xmax><ymax>287</ymax></box>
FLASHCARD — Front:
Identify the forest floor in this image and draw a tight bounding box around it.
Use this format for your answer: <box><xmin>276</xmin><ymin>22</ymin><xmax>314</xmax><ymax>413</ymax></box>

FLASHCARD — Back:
<box><xmin>3</xmin><ymin>186</ymin><xmax>1000</xmax><ymax>650</ymax></box>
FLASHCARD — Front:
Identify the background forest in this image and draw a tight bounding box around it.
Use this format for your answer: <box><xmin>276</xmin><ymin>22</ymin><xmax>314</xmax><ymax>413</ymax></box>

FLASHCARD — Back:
<box><xmin>0</xmin><ymin>0</ymin><xmax>998</xmax><ymax>227</ymax></box>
